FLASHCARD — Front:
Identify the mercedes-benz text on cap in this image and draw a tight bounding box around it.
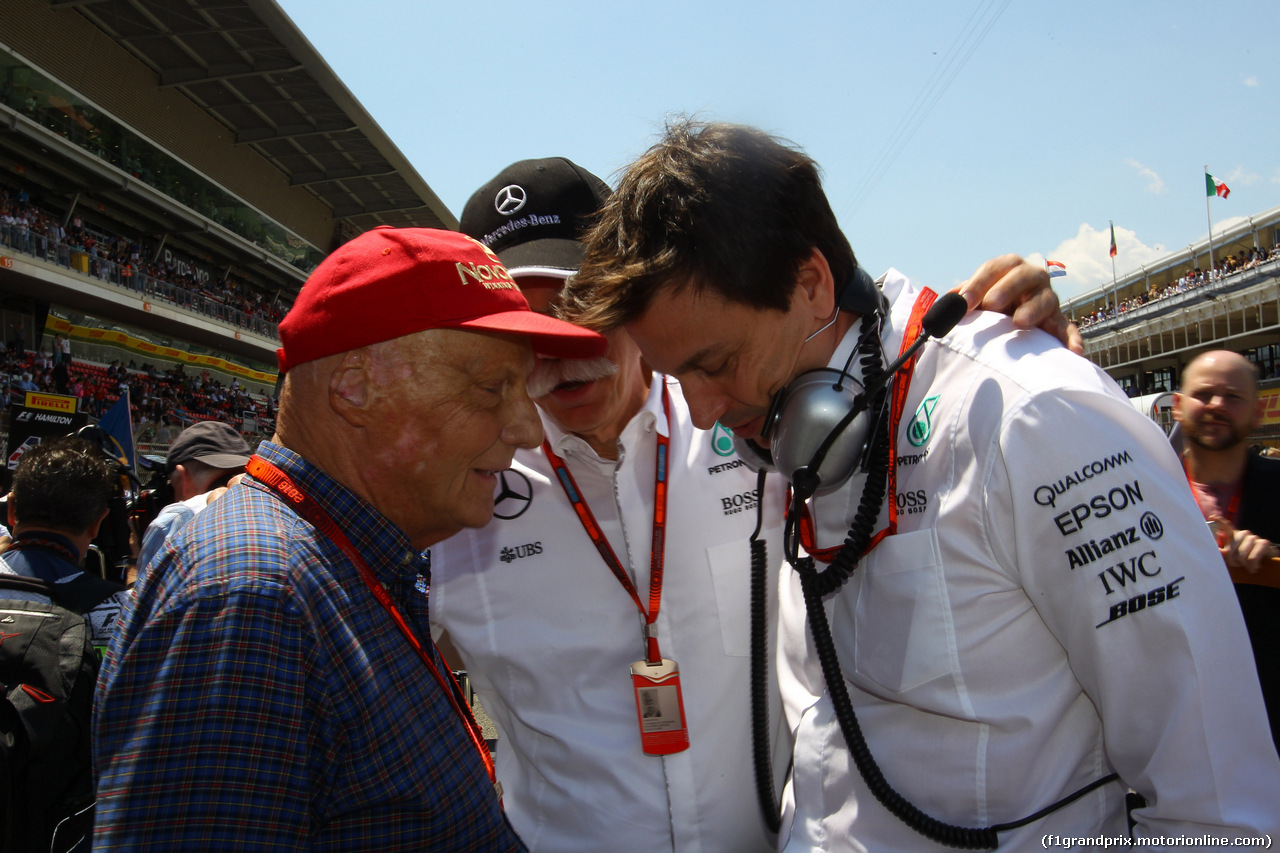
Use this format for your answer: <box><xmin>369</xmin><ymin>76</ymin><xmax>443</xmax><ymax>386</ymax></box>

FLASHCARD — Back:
<box><xmin>460</xmin><ymin>158</ymin><xmax>611</xmax><ymax>280</ymax></box>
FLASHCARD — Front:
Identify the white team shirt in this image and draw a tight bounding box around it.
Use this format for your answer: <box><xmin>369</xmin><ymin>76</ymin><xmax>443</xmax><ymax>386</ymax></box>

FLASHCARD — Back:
<box><xmin>778</xmin><ymin>270</ymin><xmax>1280</xmax><ymax>851</ymax></box>
<box><xmin>431</xmin><ymin>376</ymin><xmax>789</xmax><ymax>853</ymax></box>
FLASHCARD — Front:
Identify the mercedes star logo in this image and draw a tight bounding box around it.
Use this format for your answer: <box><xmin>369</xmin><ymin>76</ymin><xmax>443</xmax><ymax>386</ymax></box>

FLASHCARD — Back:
<box><xmin>493</xmin><ymin>469</ymin><xmax>533</xmax><ymax>519</ymax></box>
<box><xmin>494</xmin><ymin>184</ymin><xmax>527</xmax><ymax>216</ymax></box>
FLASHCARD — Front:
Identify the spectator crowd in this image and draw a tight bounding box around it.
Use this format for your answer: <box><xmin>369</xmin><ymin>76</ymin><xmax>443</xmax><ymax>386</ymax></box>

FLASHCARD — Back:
<box><xmin>0</xmin><ymin>184</ymin><xmax>290</xmax><ymax>338</ymax></box>
<box><xmin>1077</xmin><ymin>245</ymin><xmax>1280</xmax><ymax>329</ymax></box>
<box><xmin>1</xmin><ymin>336</ymin><xmax>274</xmax><ymax>443</ymax></box>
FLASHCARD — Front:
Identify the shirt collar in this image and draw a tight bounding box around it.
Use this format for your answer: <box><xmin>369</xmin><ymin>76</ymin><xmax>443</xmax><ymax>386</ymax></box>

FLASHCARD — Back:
<box><xmin>251</xmin><ymin>441</ymin><xmax>425</xmax><ymax>585</ymax></box>
<box><xmin>544</xmin><ymin>372</ymin><xmax>664</xmax><ymax>461</ymax></box>
<box><xmin>828</xmin><ymin>269</ymin><xmax>906</xmax><ymax>373</ymax></box>
<box><xmin>5</xmin><ymin>530</ymin><xmax>83</xmax><ymax>582</ymax></box>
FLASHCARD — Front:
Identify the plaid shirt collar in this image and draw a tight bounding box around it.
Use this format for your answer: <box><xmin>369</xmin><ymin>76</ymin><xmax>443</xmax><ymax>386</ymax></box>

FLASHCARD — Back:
<box><xmin>251</xmin><ymin>441</ymin><xmax>426</xmax><ymax>588</ymax></box>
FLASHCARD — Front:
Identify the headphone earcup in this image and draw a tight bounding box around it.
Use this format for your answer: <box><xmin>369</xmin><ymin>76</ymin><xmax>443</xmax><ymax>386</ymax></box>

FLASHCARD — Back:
<box><xmin>769</xmin><ymin>369</ymin><xmax>870</xmax><ymax>497</ymax></box>
<box><xmin>732</xmin><ymin>435</ymin><xmax>776</xmax><ymax>474</ymax></box>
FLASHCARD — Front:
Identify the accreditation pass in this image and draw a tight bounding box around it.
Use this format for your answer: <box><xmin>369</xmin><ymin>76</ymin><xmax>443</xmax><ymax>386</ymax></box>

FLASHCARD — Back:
<box><xmin>630</xmin><ymin>658</ymin><xmax>690</xmax><ymax>755</ymax></box>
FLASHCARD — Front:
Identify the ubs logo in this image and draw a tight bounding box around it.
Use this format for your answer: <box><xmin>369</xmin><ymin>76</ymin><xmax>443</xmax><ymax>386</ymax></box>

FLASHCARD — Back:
<box><xmin>493</xmin><ymin>470</ymin><xmax>533</xmax><ymax>519</ymax></box>
<box><xmin>500</xmin><ymin>542</ymin><xmax>543</xmax><ymax>563</ymax></box>
<box><xmin>494</xmin><ymin>185</ymin><xmax>527</xmax><ymax>216</ymax></box>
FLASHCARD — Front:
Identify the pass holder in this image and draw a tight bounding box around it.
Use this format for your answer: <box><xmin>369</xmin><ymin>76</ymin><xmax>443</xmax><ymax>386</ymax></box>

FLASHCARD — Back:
<box><xmin>630</xmin><ymin>657</ymin><xmax>690</xmax><ymax>755</ymax></box>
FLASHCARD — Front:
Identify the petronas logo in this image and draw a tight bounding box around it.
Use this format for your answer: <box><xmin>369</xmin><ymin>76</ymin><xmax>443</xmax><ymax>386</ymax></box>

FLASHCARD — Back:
<box><xmin>907</xmin><ymin>395</ymin><xmax>940</xmax><ymax>448</ymax></box>
<box><xmin>711</xmin><ymin>422</ymin><xmax>736</xmax><ymax>457</ymax></box>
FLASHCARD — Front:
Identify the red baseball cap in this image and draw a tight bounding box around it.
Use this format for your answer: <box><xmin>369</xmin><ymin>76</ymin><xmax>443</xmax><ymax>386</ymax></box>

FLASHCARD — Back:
<box><xmin>277</xmin><ymin>226</ymin><xmax>606</xmax><ymax>372</ymax></box>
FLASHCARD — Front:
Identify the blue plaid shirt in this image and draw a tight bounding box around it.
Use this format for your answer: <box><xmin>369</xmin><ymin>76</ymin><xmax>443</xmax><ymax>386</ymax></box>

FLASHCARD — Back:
<box><xmin>93</xmin><ymin>441</ymin><xmax>524</xmax><ymax>851</ymax></box>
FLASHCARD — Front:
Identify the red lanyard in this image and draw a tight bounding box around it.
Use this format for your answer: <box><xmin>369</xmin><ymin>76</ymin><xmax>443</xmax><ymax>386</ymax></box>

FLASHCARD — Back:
<box><xmin>1181</xmin><ymin>460</ymin><xmax>1242</xmax><ymax>525</ymax></box>
<box><xmin>245</xmin><ymin>456</ymin><xmax>498</xmax><ymax>791</ymax></box>
<box><xmin>797</xmin><ymin>287</ymin><xmax>939</xmax><ymax>562</ymax></box>
<box><xmin>542</xmin><ymin>383</ymin><xmax>672</xmax><ymax>664</ymax></box>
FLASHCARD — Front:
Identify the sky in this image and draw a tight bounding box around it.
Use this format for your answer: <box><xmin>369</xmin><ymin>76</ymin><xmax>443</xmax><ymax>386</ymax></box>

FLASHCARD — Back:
<box><xmin>276</xmin><ymin>0</ymin><xmax>1280</xmax><ymax>308</ymax></box>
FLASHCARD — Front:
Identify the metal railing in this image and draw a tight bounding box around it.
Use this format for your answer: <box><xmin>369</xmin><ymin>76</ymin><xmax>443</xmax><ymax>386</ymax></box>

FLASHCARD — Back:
<box><xmin>0</xmin><ymin>223</ymin><xmax>282</xmax><ymax>341</ymax></box>
<box><xmin>1079</xmin><ymin>257</ymin><xmax>1280</xmax><ymax>336</ymax></box>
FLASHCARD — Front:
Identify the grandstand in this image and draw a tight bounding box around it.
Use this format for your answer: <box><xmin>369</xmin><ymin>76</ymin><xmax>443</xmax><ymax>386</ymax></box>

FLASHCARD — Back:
<box><xmin>0</xmin><ymin>0</ymin><xmax>455</xmax><ymax>456</ymax></box>
<box><xmin>1065</xmin><ymin>205</ymin><xmax>1280</xmax><ymax>446</ymax></box>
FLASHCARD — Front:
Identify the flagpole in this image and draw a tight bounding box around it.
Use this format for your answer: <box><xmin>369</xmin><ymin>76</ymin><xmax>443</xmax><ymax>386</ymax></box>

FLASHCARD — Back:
<box><xmin>1110</xmin><ymin>220</ymin><xmax>1118</xmax><ymax>313</ymax></box>
<box><xmin>1205</xmin><ymin>165</ymin><xmax>1216</xmax><ymax>274</ymax></box>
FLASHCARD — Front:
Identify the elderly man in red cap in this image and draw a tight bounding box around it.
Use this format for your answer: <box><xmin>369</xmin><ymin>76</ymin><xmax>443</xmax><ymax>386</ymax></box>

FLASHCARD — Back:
<box><xmin>93</xmin><ymin>228</ymin><xmax>603</xmax><ymax>851</ymax></box>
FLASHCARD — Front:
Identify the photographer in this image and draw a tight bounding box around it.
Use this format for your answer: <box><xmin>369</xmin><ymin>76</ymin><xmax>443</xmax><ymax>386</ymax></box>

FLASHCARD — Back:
<box><xmin>1</xmin><ymin>435</ymin><xmax>130</xmax><ymax>851</ymax></box>
<box><xmin>134</xmin><ymin>421</ymin><xmax>249</xmax><ymax>583</ymax></box>
<box><xmin>1</xmin><ymin>435</ymin><xmax>129</xmax><ymax>656</ymax></box>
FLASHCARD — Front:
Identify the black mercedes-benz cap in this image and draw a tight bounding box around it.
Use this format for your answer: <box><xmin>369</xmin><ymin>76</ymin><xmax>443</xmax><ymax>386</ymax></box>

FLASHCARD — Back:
<box><xmin>460</xmin><ymin>158</ymin><xmax>611</xmax><ymax>278</ymax></box>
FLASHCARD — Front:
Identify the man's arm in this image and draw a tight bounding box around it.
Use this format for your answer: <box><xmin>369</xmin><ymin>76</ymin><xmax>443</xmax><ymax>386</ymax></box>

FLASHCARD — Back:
<box><xmin>994</xmin><ymin>384</ymin><xmax>1280</xmax><ymax>836</ymax></box>
<box><xmin>956</xmin><ymin>254</ymin><xmax>1083</xmax><ymax>354</ymax></box>
<box><xmin>94</xmin><ymin>587</ymin><xmax>314</xmax><ymax>848</ymax></box>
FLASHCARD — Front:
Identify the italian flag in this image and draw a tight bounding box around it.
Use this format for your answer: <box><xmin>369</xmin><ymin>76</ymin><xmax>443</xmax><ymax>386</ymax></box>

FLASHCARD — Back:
<box><xmin>1206</xmin><ymin>173</ymin><xmax>1230</xmax><ymax>199</ymax></box>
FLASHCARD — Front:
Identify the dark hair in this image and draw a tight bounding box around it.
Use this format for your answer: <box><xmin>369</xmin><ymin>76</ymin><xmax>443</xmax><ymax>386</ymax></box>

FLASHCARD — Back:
<box><xmin>11</xmin><ymin>436</ymin><xmax>117</xmax><ymax>533</ymax></box>
<box><xmin>562</xmin><ymin>118</ymin><xmax>857</xmax><ymax>330</ymax></box>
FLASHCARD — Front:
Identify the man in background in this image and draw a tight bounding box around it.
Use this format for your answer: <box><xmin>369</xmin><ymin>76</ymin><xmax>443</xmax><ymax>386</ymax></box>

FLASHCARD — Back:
<box><xmin>1</xmin><ymin>435</ymin><xmax>130</xmax><ymax>656</ymax></box>
<box><xmin>1175</xmin><ymin>349</ymin><xmax>1280</xmax><ymax>751</ymax></box>
<box><xmin>134</xmin><ymin>420</ymin><xmax>251</xmax><ymax>581</ymax></box>
<box><xmin>1</xmin><ymin>436</ymin><xmax>129</xmax><ymax>853</ymax></box>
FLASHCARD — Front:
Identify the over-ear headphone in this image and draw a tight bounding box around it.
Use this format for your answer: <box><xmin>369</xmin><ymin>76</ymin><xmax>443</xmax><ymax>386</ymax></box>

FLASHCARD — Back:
<box><xmin>731</xmin><ymin>265</ymin><xmax>887</xmax><ymax>495</ymax></box>
<box><xmin>733</xmin><ymin>280</ymin><xmax>967</xmax><ymax>502</ymax></box>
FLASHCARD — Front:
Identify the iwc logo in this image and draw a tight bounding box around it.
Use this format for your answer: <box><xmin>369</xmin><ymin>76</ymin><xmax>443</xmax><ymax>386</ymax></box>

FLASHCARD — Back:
<box><xmin>906</xmin><ymin>395</ymin><xmax>940</xmax><ymax>447</ymax></box>
<box><xmin>492</xmin><ymin>470</ymin><xmax>533</xmax><ymax>520</ymax></box>
<box><xmin>494</xmin><ymin>184</ymin><xmax>527</xmax><ymax>216</ymax></box>
<box><xmin>711</xmin><ymin>422</ymin><xmax>736</xmax><ymax>457</ymax></box>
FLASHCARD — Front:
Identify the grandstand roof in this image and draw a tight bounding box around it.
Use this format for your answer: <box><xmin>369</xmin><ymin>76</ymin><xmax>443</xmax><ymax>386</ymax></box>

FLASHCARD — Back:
<box><xmin>59</xmin><ymin>0</ymin><xmax>457</xmax><ymax>232</ymax></box>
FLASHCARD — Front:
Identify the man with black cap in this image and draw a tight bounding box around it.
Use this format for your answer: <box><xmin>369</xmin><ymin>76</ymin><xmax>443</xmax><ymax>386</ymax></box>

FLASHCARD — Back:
<box><xmin>134</xmin><ymin>420</ymin><xmax>251</xmax><ymax>581</ymax></box>
<box><xmin>93</xmin><ymin>227</ymin><xmax>604</xmax><ymax>851</ymax></box>
<box><xmin>431</xmin><ymin>159</ymin><xmax>1079</xmax><ymax>852</ymax></box>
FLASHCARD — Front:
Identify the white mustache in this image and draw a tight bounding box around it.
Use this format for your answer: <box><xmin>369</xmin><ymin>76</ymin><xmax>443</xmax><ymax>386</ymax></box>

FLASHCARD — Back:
<box><xmin>527</xmin><ymin>356</ymin><xmax>619</xmax><ymax>399</ymax></box>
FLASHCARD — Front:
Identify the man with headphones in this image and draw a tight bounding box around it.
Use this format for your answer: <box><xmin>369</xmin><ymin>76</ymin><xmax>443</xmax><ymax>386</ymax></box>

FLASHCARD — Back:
<box><xmin>430</xmin><ymin>157</ymin><xmax>1078</xmax><ymax>852</ymax></box>
<box><xmin>563</xmin><ymin>120</ymin><xmax>1280</xmax><ymax>849</ymax></box>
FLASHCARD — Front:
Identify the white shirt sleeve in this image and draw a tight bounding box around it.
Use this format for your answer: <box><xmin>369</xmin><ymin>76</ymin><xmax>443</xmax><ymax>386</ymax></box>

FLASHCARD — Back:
<box><xmin>988</xmin><ymin>384</ymin><xmax>1280</xmax><ymax>837</ymax></box>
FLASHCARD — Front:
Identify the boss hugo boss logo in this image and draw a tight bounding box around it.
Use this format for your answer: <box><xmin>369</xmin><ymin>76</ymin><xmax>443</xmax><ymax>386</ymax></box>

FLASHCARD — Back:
<box><xmin>494</xmin><ymin>184</ymin><xmax>527</xmax><ymax>215</ymax></box>
<box><xmin>720</xmin><ymin>488</ymin><xmax>759</xmax><ymax>515</ymax></box>
<box><xmin>896</xmin><ymin>488</ymin><xmax>928</xmax><ymax>515</ymax></box>
<box><xmin>493</xmin><ymin>470</ymin><xmax>533</xmax><ymax>520</ymax></box>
